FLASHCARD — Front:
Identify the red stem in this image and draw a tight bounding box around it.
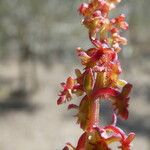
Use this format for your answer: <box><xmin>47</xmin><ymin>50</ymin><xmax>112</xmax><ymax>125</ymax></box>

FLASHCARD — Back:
<box><xmin>87</xmin><ymin>98</ymin><xmax>100</xmax><ymax>131</ymax></box>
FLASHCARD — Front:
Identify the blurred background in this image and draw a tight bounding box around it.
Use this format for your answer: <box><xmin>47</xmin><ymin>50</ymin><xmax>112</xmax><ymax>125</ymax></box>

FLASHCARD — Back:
<box><xmin>0</xmin><ymin>0</ymin><xmax>149</xmax><ymax>149</ymax></box>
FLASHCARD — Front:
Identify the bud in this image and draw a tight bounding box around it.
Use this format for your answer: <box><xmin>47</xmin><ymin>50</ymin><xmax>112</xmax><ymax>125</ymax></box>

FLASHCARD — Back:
<box><xmin>78</xmin><ymin>3</ymin><xmax>89</xmax><ymax>16</ymax></box>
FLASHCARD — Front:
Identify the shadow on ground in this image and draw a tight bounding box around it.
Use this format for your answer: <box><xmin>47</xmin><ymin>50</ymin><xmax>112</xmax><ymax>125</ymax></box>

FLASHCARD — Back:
<box><xmin>0</xmin><ymin>90</ymin><xmax>38</xmax><ymax>114</ymax></box>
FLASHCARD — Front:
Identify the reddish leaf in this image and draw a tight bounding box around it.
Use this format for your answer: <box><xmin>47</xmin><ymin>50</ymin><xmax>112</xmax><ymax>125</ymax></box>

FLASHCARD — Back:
<box><xmin>104</xmin><ymin>125</ymin><xmax>126</xmax><ymax>140</ymax></box>
<box><xmin>111</xmin><ymin>83</ymin><xmax>132</xmax><ymax>120</ymax></box>
<box><xmin>119</xmin><ymin>132</ymin><xmax>135</xmax><ymax>150</ymax></box>
<box><xmin>63</xmin><ymin>146</ymin><xmax>69</xmax><ymax>150</ymax></box>
<box><xmin>92</xmin><ymin>87</ymin><xmax>119</xmax><ymax>100</ymax></box>
<box><xmin>68</xmin><ymin>104</ymin><xmax>78</xmax><ymax>110</ymax></box>
<box><xmin>112</xmin><ymin>96</ymin><xmax>129</xmax><ymax>120</ymax></box>
<box><xmin>76</xmin><ymin>132</ymin><xmax>87</xmax><ymax>150</ymax></box>
<box><xmin>57</xmin><ymin>77</ymin><xmax>75</xmax><ymax>105</ymax></box>
<box><xmin>57</xmin><ymin>96</ymin><xmax>65</xmax><ymax>105</ymax></box>
<box><xmin>121</xmin><ymin>83</ymin><xmax>132</xmax><ymax>98</ymax></box>
<box><xmin>63</xmin><ymin>143</ymin><xmax>75</xmax><ymax>150</ymax></box>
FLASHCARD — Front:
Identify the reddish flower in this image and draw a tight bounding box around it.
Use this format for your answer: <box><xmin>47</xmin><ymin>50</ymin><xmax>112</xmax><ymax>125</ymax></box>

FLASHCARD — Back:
<box><xmin>57</xmin><ymin>77</ymin><xmax>75</xmax><ymax>105</ymax></box>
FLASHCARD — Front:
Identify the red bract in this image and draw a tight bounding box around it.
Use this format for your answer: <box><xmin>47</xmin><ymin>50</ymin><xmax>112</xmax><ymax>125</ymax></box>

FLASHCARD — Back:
<box><xmin>57</xmin><ymin>77</ymin><xmax>75</xmax><ymax>105</ymax></box>
<box><xmin>57</xmin><ymin>0</ymin><xmax>135</xmax><ymax>149</ymax></box>
<box><xmin>111</xmin><ymin>84</ymin><xmax>132</xmax><ymax>120</ymax></box>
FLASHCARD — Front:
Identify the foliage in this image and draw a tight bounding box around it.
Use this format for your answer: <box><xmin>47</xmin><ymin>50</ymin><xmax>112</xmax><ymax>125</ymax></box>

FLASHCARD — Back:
<box><xmin>57</xmin><ymin>0</ymin><xmax>135</xmax><ymax>149</ymax></box>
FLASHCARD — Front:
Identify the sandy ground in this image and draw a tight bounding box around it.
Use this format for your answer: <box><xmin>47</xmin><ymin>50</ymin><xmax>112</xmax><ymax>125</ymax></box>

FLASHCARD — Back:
<box><xmin>0</xmin><ymin>60</ymin><xmax>149</xmax><ymax>150</ymax></box>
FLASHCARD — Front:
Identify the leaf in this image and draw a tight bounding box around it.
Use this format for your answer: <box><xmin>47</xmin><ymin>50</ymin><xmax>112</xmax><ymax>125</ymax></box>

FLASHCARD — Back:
<box><xmin>92</xmin><ymin>87</ymin><xmax>119</xmax><ymax>100</ymax></box>
<box><xmin>77</xmin><ymin>96</ymin><xmax>91</xmax><ymax>130</ymax></box>
<box><xmin>83</xmin><ymin>69</ymin><xmax>94</xmax><ymax>95</ymax></box>
<box><xmin>111</xmin><ymin>83</ymin><xmax>132</xmax><ymax>120</ymax></box>
<box><xmin>57</xmin><ymin>77</ymin><xmax>75</xmax><ymax>105</ymax></box>
<box><xmin>125</xmin><ymin>133</ymin><xmax>135</xmax><ymax>145</ymax></box>
<box><xmin>104</xmin><ymin>125</ymin><xmax>126</xmax><ymax>140</ymax></box>
<box><xmin>94</xmin><ymin>72</ymin><xmax>106</xmax><ymax>90</ymax></box>
<box><xmin>112</xmin><ymin>96</ymin><xmax>129</xmax><ymax>120</ymax></box>
<box><xmin>121</xmin><ymin>83</ymin><xmax>132</xmax><ymax>97</ymax></box>
<box><xmin>119</xmin><ymin>132</ymin><xmax>135</xmax><ymax>150</ymax></box>
<box><xmin>63</xmin><ymin>143</ymin><xmax>75</xmax><ymax>150</ymax></box>
<box><xmin>68</xmin><ymin>104</ymin><xmax>78</xmax><ymax>110</ymax></box>
<box><xmin>57</xmin><ymin>96</ymin><xmax>65</xmax><ymax>105</ymax></box>
<box><xmin>76</xmin><ymin>132</ymin><xmax>87</xmax><ymax>150</ymax></box>
<box><xmin>63</xmin><ymin>146</ymin><xmax>69</xmax><ymax>150</ymax></box>
<box><xmin>117</xmin><ymin>79</ymin><xmax>127</xmax><ymax>87</ymax></box>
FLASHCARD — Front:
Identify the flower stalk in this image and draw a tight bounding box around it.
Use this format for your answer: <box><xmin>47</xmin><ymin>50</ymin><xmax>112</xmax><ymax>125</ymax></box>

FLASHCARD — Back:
<box><xmin>57</xmin><ymin>0</ymin><xmax>135</xmax><ymax>149</ymax></box>
<box><xmin>87</xmin><ymin>98</ymin><xmax>99</xmax><ymax>131</ymax></box>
